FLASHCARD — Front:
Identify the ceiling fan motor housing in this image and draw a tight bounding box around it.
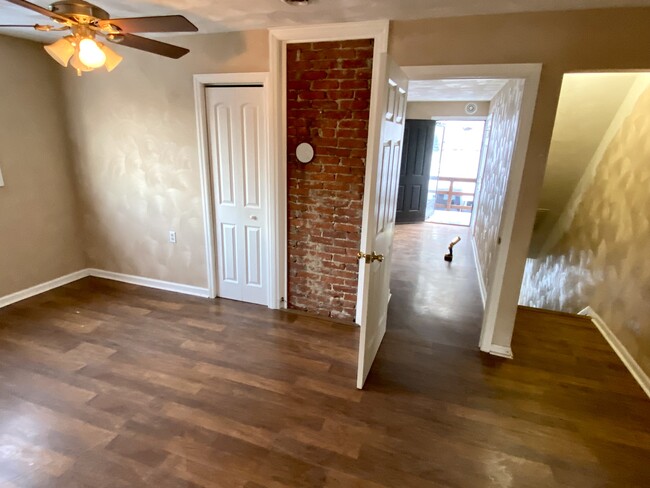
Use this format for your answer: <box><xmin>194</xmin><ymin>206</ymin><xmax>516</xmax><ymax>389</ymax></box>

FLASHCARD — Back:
<box><xmin>50</xmin><ymin>1</ymin><xmax>110</xmax><ymax>23</ymax></box>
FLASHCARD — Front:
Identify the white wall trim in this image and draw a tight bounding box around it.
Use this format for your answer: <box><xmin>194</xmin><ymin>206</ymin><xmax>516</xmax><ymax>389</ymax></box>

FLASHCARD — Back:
<box><xmin>88</xmin><ymin>269</ymin><xmax>210</xmax><ymax>298</ymax></box>
<box><xmin>489</xmin><ymin>344</ymin><xmax>513</xmax><ymax>359</ymax></box>
<box><xmin>0</xmin><ymin>269</ymin><xmax>90</xmax><ymax>308</ymax></box>
<box><xmin>0</xmin><ymin>268</ymin><xmax>211</xmax><ymax>310</ymax></box>
<box><xmin>471</xmin><ymin>235</ymin><xmax>487</xmax><ymax>308</ymax></box>
<box><xmin>193</xmin><ymin>72</ymin><xmax>274</xmax><ymax>307</ymax></box>
<box><xmin>403</xmin><ymin>63</ymin><xmax>543</xmax><ymax>355</ymax></box>
<box><xmin>540</xmin><ymin>75</ymin><xmax>650</xmax><ymax>255</ymax></box>
<box><xmin>269</xmin><ymin>20</ymin><xmax>390</xmax><ymax>311</ymax></box>
<box><xmin>579</xmin><ymin>306</ymin><xmax>650</xmax><ymax>398</ymax></box>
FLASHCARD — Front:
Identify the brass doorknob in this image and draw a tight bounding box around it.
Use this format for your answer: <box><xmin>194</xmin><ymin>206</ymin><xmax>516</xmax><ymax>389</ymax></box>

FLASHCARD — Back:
<box><xmin>357</xmin><ymin>251</ymin><xmax>384</xmax><ymax>264</ymax></box>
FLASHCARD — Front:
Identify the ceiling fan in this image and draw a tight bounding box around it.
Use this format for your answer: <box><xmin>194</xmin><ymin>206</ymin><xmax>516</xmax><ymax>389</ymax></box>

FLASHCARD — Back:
<box><xmin>1</xmin><ymin>0</ymin><xmax>198</xmax><ymax>75</ymax></box>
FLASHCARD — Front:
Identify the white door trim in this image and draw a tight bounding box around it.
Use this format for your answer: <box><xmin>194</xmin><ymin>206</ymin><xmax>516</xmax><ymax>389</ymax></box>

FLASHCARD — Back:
<box><xmin>402</xmin><ymin>63</ymin><xmax>542</xmax><ymax>355</ymax></box>
<box><xmin>193</xmin><ymin>72</ymin><xmax>274</xmax><ymax>306</ymax></box>
<box><xmin>269</xmin><ymin>20</ymin><xmax>390</xmax><ymax>310</ymax></box>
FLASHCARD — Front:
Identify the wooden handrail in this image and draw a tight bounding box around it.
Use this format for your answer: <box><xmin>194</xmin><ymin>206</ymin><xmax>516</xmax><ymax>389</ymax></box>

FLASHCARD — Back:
<box><xmin>430</xmin><ymin>177</ymin><xmax>476</xmax><ymax>211</ymax></box>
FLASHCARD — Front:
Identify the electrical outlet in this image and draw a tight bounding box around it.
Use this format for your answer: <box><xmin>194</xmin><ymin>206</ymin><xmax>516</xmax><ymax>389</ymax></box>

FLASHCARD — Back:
<box><xmin>169</xmin><ymin>231</ymin><xmax>177</xmax><ymax>244</ymax></box>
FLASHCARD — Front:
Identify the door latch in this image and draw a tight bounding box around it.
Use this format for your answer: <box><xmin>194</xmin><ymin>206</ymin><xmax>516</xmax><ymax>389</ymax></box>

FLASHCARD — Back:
<box><xmin>357</xmin><ymin>251</ymin><xmax>384</xmax><ymax>264</ymax></box>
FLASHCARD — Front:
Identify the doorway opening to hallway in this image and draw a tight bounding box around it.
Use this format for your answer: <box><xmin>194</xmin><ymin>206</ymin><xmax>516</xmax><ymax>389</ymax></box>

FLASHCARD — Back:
<box><xmin>426</xmin><ymin>120</ymin><xmax>486</xmax><ymax>226</ymax></box>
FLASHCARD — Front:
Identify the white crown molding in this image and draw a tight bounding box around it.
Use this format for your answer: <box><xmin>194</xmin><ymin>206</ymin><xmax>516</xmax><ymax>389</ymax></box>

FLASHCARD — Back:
<box><xmin>579</xmin><ymin>306</ymin><xmax>650</xmax><ymax>399</ymax></box>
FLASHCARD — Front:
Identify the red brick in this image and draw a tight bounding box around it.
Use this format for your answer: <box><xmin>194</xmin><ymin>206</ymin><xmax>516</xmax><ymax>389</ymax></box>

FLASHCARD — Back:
<box><xmin>341</xmin><ymin>80</ymin><xmax>370</xmax><ymax>90</ymax></box>
<box><xmin>287</xmin><ymin>38</ymin><xmax>373</xmax><ymax>320</ymax></box>
<box><xmin>301</xmin><ymin>70</ymin><xmax>328</xmax><ymax>81</ymax></box>
<box><xmin>311</xmin><ymin>80</ymin><xmax>340</xmax><ymax>90</ymax></box>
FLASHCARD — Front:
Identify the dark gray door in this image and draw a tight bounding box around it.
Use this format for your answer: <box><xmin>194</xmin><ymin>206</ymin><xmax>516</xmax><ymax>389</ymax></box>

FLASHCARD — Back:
<box><xmin>396</xmin><ymin>120</ymin><xmax>436</xmax><ymax>223</ymax></box>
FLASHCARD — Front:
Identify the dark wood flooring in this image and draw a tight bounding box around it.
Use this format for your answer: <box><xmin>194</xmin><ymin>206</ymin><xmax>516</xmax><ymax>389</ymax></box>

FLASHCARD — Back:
<box><xmin>0</xmin><ymin>222</ymin><xmax>648</xmax><ymax>486</ymax></box>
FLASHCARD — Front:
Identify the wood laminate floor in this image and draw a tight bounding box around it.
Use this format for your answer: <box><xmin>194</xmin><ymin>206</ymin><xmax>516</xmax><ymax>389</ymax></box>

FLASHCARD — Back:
<box><xmin>0</xmin><ymin>223</ymin><xmax>648</xmax><ymax>486</ymax></box>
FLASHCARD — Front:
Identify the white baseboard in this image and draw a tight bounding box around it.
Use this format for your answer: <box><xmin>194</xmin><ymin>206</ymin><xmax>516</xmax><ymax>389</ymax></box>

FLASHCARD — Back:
<box><xmin>0</xmin><ymin>268</ymin><xmax>211</xmax><ymax>309</ymax></box>
<box><xmin>0</xmin><ymin>269</ymin><xmax>90</xmax><ymax>309</ymax></box>
<box><xmin>87</xmin><ymin>269</ymin><xmax>210</xmax><ymax>298</ymax></box>
<box><xmin>578</xmin><ymin>306</ymin><xmax>650</xmax><ymax>398</ymax></box>
<box><xmin>488</xmin><ymin>344</ymin><xmax>513</xmax><ymax>359</ymax></box>
<box><xmin>471</xmin><ymin>235</ymin><xmax>487</xmax><ymax>308</ymax></box>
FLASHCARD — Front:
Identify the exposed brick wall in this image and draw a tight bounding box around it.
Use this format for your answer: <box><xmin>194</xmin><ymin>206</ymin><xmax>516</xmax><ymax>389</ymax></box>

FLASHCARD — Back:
<box><xmin>286</xmin><ymin>39</ymin><xmax>374</xmax><ymax>321</ymax></box>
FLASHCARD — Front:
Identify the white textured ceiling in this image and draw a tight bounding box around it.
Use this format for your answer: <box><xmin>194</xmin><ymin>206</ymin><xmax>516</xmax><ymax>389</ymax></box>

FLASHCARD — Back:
<box><xmin>408</xmin><ymin>79</ymin><xmax>509</xmax><ymax>101</ymax></box>
<box><xmin>2</xmin><ymin>0</ymin><xmax>650</xmax><ymax>42</ymax></box>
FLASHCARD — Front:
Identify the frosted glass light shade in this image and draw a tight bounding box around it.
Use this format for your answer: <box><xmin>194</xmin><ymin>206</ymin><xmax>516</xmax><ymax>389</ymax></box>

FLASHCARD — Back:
<box><xmin>44</xmin><ymin>37</ymin><xmax>75</xmax><ymax>67</ymax></box>
<box><xmin>100</xmin><ymin>43</ymin><xmax>123</xmax><ymax>72</ymax></box>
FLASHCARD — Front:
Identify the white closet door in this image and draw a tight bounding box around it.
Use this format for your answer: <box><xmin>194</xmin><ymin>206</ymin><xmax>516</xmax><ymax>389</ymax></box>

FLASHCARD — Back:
<box><xmin>206</xmin><ymin>86</ymin><xmax>268</xmax><ymax>306</ymax></box>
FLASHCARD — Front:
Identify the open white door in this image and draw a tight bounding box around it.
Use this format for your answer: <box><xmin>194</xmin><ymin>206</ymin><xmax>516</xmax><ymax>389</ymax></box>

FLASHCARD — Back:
<box><xmin>356</xmin><ymin>55</ymin><xmax>408</xmax><ymax>389</ymax></box>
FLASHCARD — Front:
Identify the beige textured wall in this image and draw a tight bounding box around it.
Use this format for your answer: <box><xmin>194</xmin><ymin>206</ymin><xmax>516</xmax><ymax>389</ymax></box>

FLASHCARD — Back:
<box><xmin>0</xmin><ymin>35</ymin><xmax>85</xmax><ymax>297</ymax></box>
<box><xmin>390</xmin><ymin>8</ymin><xmax>650</xmax><ymax>347</ymax></box>
<box><xmin>529</xmin><ymin>73</ymin><xmax>639</xmax><ymax>255</ymax></box>
<box><xmin>520</xmin><ymin>79</ymin><xmax>650</xmax><ymax>376</ymax></box>
<box><xmin>61</xmin><ymin>31</ymin><xmax>268</xmax><ymax>287</ymax></box>
<box><xmin>472</xmin><ymin>80</ymin><xmax>523</xmax><ymax>291</ymax></box>
<box><xmin>405</xmin><ymin>101</ymin><xmax>489</xmax><ymax>119</ymax></box>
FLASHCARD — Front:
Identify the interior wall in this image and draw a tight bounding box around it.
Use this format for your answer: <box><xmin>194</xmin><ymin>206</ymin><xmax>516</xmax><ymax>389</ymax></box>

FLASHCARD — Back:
<box><xmin>472</xmin><ymin>80</ymin><xmax>524</xmax><ymax>293</ymax></box>
<box><xmin>529</xmin><ymin>73</ymin><xmax>640</xmax><ymax>255</ymax></box>
<box><xmin>520</xmin><ymin>77</ymin><xmax>650</xmax><ymax>376</ymax></box>
<box><xmin>61</xmin><ymin>31</ymin><xmax>268</xmax><ymax>288</ymax></box>
<box><xmin>286</xmin><ymin>39</ymin><xmax>373</xmax><ymax>320</ymax></box>
<box><xmin>29</xmin><ymin>7</ymin><xmax>648</xmax><ymax>314</ymax></box>
<box><xmin>390</xmin><ymin>8</ymin><xmax>650</xmax><ymax>348</ymax></box>
<box><xmin>0</xmin><ymin>35</ymin><xmax>84</xmax><ymax>297</ymax></box>
<box><xmin>405</xmin><ymin>101</ymin><xmax>489</xmax><ymax>119</ymax></box>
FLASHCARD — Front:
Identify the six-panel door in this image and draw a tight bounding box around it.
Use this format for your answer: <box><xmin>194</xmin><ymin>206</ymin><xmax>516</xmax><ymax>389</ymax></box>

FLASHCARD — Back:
<box><xmin>206</xmin><ymin>86</ymin><xmax>268</xmax><ymax>306</ymax></box>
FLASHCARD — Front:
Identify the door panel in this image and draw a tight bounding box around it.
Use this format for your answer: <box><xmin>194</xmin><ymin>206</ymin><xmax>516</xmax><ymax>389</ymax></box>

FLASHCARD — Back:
<box><xmin>395</xmin><ymin>120</ymin><xmax>436</xmax><ymax>223</ymax></box>
<box><xmin>206</xmin><ymin>86</ymin><xmax>268</xmax><ymax>306</ymax></box>
<box><xmin>242</xmin><ymin>105</ymin><xmax>261</xmax><ymax>208</ymax></box>
<box><xmin>245</xmin><ymin>225</ymin><xmax>262</xmax><ymax>286</ymax></box>
<box><xmin>356</xmin><ymin>56</ymin><xmax>408</xmax><ymax>389</ymax></box>
<box><xmin>221</xmin><ymin>223</ymin><xmax>237</xmax><ymax>282</ymax></box>
<box><xmin>215</xmin><ymin>105</ymin><xmax>235</xmax><ymax>205</ymax></box>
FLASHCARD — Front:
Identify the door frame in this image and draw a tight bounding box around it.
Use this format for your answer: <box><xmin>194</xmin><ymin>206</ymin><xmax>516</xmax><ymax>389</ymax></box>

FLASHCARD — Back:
<box><xmin>193</xmin><ymin>72</ymin><xmax>273</xmax><ymax>305</ymax></box>
<box><xmin>269</xmin><ymin>20</ymin><xmax>390</xmax><ymax>311</ymax></box>
<box><xmin>403</xmin><ymin>64</ymin><xmax>542</xmax><ymax>357</ymax></box>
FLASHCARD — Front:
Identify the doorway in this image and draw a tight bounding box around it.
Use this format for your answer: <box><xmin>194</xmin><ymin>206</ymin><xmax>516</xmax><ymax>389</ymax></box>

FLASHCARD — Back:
<box><xmin>426</xmin><ymin>120</ymin><xmax>486</xmax><ymax>227</ymax></box>
<box><xmin>194</xmin><ymin>73</ymin><xmax>274</xmax><ymax>307</ymax></box>
<box><xmin>389</xmin><ymin>67</ymin><xmax>541</xmax><ymax>362</ymax></box>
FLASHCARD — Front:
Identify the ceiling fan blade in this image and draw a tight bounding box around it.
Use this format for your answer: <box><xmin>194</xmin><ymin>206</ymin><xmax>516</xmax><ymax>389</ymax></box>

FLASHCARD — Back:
<box><xmin>114</xmin><ymin>34</ymin><xmax>189</xmax><ymax>59</ymax></box>
<box><xmin>5</xmin><ymin>0</ymin><xmax>70</xmax><ymax>23</ymax></box>
<box><xmin>0</xmin><ymin>24</ymin><xmax>36</xmax><ymax>27</ymax></box>
<box><xmin>105</xmin><ymin>15</ymin><xmax>197</xmax><ymax>33</ymax></box>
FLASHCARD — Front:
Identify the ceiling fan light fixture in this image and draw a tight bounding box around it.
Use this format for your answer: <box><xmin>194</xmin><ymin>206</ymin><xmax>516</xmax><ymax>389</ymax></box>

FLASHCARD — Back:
<box><xmin>282</xmin><ymin>0</ymin><xmax>311</xmax><ymax>5</ymax></box>
<box><xmin>44</xmin><ymin>36</ymin><xmax>75</xmax><ymax>67</ymax></box>
<box><xmin>78</xmin><ymin>37</ymin><xmax>106</xmax><ymax>69</ymax></box>
<box><xmin>70</xmin><ymin>50</ymin><xmax>93</xmax><ymax>76</ymax></box>
<box><xmin>100</xmin><ymin>43</ymin><xmax>123</xmax><ymax>72</ymax></box>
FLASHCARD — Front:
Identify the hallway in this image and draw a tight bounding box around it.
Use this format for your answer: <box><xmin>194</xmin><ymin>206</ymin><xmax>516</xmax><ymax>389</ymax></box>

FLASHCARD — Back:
<box><xmin>363</xmin><ymin>222</ymin><xmax>649</xmax><ymax>486</ymax></box>
<box><xmin>388</xmin><ymin>223</ymin><xmax>483</xmax><ymax>350</ymax></box>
